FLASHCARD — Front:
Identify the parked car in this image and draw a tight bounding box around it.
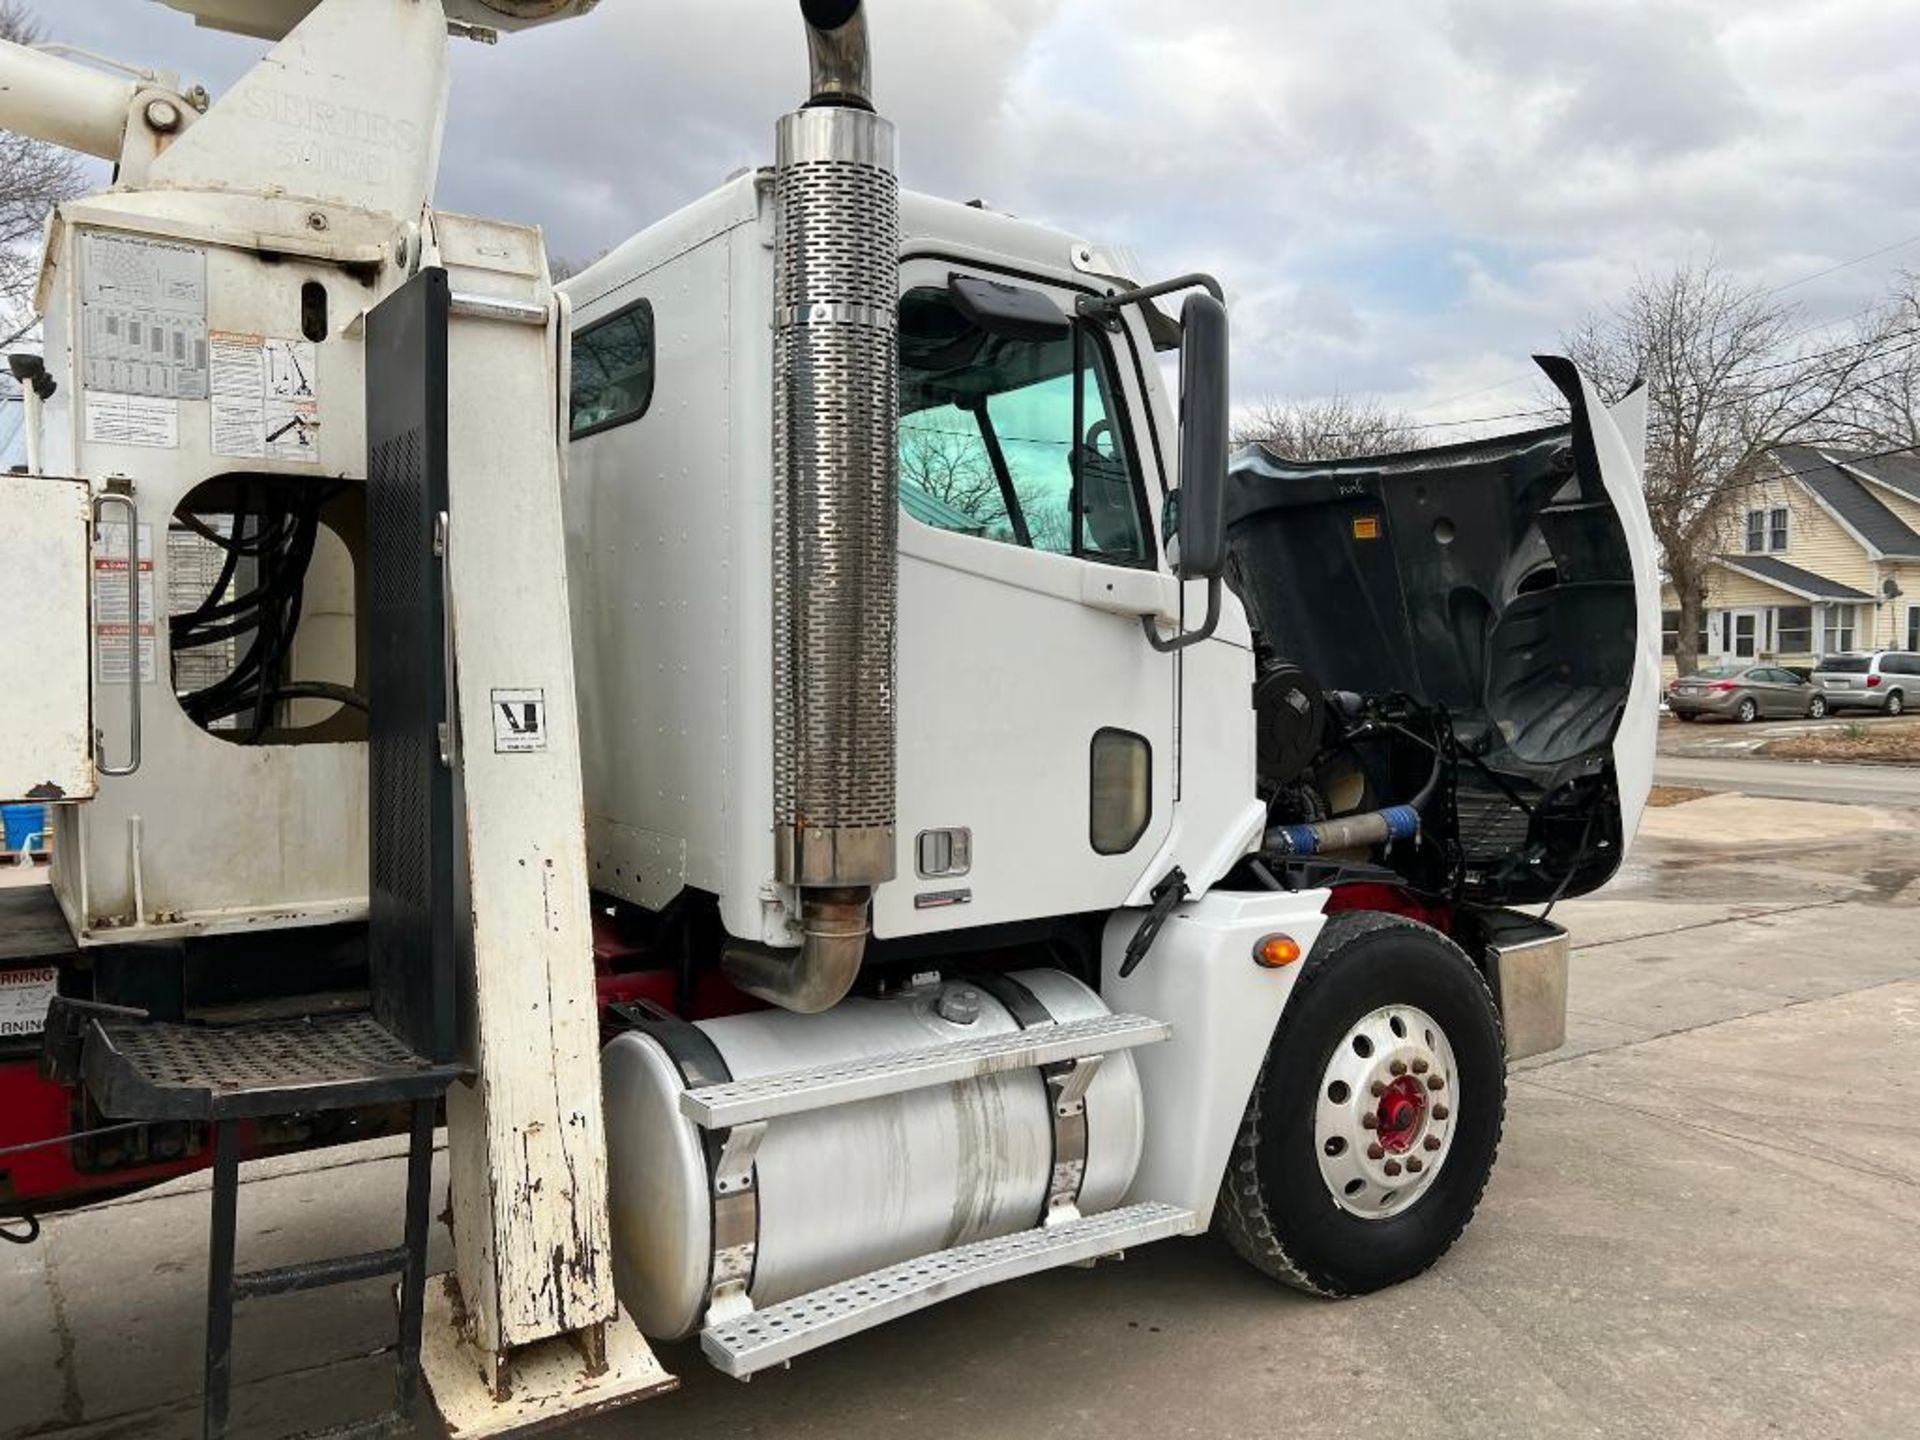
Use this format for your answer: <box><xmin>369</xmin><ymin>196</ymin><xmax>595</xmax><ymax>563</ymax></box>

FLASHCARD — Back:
<box><xmin>1810</xmin><ymin>651</ymin><xmax>1918</xmax><ymax>715</ymax></box>
<box><xmin>1668</xmin><ymin>663</ymin><xmax>1829</xmax><ymax>723</ymax></box>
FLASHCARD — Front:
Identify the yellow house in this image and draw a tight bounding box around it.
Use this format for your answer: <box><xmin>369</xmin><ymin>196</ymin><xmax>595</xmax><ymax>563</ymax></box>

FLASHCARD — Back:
<box><xmin>1661</xmin><ymin>446</ymin><xmax>1920</xmax><ymax>676</ymax></box>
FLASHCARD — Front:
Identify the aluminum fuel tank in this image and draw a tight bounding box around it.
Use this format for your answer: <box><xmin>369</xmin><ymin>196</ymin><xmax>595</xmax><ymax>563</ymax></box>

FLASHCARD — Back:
<box><xmin>602</xmin><ymin>968</ymin><xmax>1144</xmax><ymax>1339</ymax></box>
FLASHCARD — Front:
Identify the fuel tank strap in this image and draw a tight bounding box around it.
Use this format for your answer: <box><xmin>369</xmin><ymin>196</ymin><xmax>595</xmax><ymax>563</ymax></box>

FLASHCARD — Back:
<box><xmin>965</xmin><ymin>972</ymin><xmax>1097</xmax><ymax>1226</ymax></box>
<box><xmin>609</xmin><ymin>1001</ymin><xmax>758</xmax><ymax>1326</ymax></box>
<box><xmin>609</xmin><ymin>1000</ymin><xmax>732</xmax><ymax>1089</ymax></box>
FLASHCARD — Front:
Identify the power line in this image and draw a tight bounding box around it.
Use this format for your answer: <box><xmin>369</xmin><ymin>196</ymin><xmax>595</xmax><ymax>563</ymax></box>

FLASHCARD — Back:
<box><xmin>1397</xmin><ymin>329</ymin><xmax>1920</xmax><ymax>436</ymax></box>
<box><xmin>1767</xmin><ymin>232</ymin><xmax>1920</xmax><ymax>296</ymax></box>
<box><xmin>1407</xmin><ymin>235</ymin><xmax>1920</xmax><ymax>419</ymax></box>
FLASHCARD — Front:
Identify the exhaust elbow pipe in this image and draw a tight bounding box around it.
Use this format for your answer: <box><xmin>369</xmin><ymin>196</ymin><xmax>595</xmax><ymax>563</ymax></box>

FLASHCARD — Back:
<box><xmin>722</xmin><ymin>889</ymin><xmax>870</xmax><ymax>1014</ymax></box>
<box><xmin>800</xmin><ymin>0</ymin><xmax>873</xmax><ymax>108</ymax></box>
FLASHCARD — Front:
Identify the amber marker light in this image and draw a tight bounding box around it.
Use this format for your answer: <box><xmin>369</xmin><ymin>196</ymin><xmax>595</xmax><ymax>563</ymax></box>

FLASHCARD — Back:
<box><xmin>1253</xmin><ymin>933</ymin><xmax>1302</xmax><ymax>968</ymax></box>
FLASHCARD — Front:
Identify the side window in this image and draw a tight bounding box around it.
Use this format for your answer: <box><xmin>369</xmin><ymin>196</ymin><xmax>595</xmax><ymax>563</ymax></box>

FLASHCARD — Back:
<box><xmin>897</xmin><ymin>284</ymin><xmax>1151</xmax><ymax>565</ymax></box>
<box><xmin>570</xmin><ymin>299</ymin><xmax>655</xmax><ymax>438</ymax></box>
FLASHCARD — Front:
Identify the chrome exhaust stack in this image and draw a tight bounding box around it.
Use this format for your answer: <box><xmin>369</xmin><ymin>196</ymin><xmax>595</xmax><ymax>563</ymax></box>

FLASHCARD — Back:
<box><xmin>734</xmin><ymin>0</ymin><xmax>898</xmax><ymax>1012</ymax></box>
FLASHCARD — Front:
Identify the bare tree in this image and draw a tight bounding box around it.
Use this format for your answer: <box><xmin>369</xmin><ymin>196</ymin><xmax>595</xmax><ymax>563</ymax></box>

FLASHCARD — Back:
<box><xmin>899</xmin><ymin>423</ymin><xmax>999</xmax><ymax>526</ymax></box>
<box><xmin>1565</xmin><ymin>258</ymin><xmax>1875</xmax><ymax>676</ymax></box>
<box><xmin>0</xmin><ymin>3</ymin><xmax>85</xmax><ymax>347</ymax></box>
<box><xmin>1831</xmin><ymin>270</ymin><xmax>1920</xmax><ymax>451</ymax></box>
<box><xmin>549</xmin><ymin>249</ymin><xmax>610</xmax><ymax>285</ymax></box>
<box><xmin>1230</xmin><ymin>392</ymin><xmax>1419</xmax><ymax>459</ymax></box>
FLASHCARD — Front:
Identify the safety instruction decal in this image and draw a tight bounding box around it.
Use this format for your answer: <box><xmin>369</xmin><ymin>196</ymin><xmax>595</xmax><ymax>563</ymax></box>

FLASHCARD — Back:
<box><xmin>491</xmin><ymin>689</ymin><xmax>548</xmax><ymax>753</ymax></box>
<box><xmin>211</xmin><ymin>332</ymin><xmax>321</xmax><ymax>461</ymax></box>
<box><xmin>80</xmin><ymin>232</ymin><xmax>208</xmax><ymax>400</ymax></box>
<box><xmin>84</xmin><ymin>391</ymin><xmax>180</xmax><ymax>449</ymax></box>
<box><xmin>93</xmin><ymin>519</ymin><xmax>155</xmax><ymax>685</ymax></box>
<box><xmin>0</xmin><ymin>967</ymin><xmax>58</xmax><ymax>1039</ymax></box>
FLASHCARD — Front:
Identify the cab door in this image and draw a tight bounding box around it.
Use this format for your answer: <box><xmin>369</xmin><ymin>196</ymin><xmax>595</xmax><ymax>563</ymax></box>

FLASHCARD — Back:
<box><xmin>873</xmin><ymin>263</ymin><xmax>1178</xmax><ymax>938</ymax></box>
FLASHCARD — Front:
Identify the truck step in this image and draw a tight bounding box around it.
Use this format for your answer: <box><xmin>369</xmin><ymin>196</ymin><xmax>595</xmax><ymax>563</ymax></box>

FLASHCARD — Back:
<box><xmin>700</xmin><ymin>1200</ymin><xmax>1194</xmax><ymax>1378</ymax></box>
<box><xmin>678</xmin><ymin>1012</ymin><xmax>1170</xmax><ymax>1128</ymax></box>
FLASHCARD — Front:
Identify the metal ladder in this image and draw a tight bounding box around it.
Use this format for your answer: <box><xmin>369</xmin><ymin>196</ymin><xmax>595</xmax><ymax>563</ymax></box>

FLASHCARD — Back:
<box><xmin>48</xmin><ymin>1005</ymin><xmax>460</xmax><ymax>1439</ymax></box>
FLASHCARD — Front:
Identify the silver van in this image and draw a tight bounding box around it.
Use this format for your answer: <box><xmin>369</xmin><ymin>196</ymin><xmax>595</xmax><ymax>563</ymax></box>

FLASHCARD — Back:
<box><xmin>1810</xmin><ymin>651</ymin><xmax>1920</xmax><ymax>714</ymax></box>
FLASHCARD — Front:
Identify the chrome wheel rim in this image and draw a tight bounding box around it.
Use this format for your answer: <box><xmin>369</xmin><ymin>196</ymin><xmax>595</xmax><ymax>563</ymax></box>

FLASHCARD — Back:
<box><xmin>1314</xmin><ymin>1004</ymin><xmax>1457</xmax><ymax>1219</ymax></box>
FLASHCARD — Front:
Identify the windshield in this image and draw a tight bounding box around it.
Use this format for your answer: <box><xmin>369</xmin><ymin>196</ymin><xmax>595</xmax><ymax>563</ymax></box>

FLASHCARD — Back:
<box><xmin>1819</xmin><ymin>655</ymin><xmax>1872</xmax><ymax>673</ymax></box>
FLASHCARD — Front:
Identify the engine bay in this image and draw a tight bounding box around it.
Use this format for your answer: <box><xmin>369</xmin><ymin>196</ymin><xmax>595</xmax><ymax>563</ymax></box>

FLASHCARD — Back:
<box><xmin>1223</xmin><ymin>408</ymin><xmax>1639</xmax><ymax>908</ymax></box>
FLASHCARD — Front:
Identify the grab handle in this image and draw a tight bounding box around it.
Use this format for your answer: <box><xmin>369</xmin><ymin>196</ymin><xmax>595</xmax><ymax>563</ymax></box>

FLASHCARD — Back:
<box><xmin>92</xmin><ymin>491</ymin><xmax>142</xmax><ymax>777</ymax></box>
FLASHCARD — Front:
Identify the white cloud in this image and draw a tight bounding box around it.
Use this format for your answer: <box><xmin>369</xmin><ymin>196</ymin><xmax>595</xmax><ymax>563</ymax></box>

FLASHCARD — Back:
<box><xmin>33</xmin><ymin>0</ymin><xmax>1920</xmax><ymax>427</ymax></box>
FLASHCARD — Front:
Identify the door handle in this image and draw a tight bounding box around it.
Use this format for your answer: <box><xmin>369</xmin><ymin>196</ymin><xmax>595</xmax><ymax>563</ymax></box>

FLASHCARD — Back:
<box><xmin>1079</xmin><ymin>564</ymin><xmax>1178</xmax><ymax>621</ymax></box>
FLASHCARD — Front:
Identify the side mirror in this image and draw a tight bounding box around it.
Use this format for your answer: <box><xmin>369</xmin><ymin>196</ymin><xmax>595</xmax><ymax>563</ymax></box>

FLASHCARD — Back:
<box><xmin>1173</xmin><ymin>290</ymin><xmax>1229</xmax><ymax>580</ymax></box>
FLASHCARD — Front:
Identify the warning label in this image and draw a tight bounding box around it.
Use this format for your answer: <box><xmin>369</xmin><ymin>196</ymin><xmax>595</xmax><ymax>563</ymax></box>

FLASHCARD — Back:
<box><xmin>211</xmin><ymin>331</ymin><xmax>321</xmax><ymax>461</ymax></box>
<box><xmin>491</xmin><ymin>689</ymin><xmax>548</xmax><ymax>753</ymax></box>
<box><xmin>84</xmin><ymin>391</ymin><xmax>179</xmax><ymax>449</ymax></box>
<box><xmin>0</xmin><ymin>967</ymin><xmax>58</xmax><ymax>1039</ymax></box>
<box><xmin>80</xmin><ymin>232</ymin><xmax>208</xmax><ymax>400</ymax></box>
<box><xmin>93</xmin><ymin>519</ymin><xmax>155</xmax><ymax>685</ymax></box>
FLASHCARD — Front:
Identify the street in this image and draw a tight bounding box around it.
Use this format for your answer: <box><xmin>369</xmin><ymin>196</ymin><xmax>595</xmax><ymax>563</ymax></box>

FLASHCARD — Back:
<box><xmin>1657</xmin><ymin>753</ymin><xmax>1920</xmax><ymax>806</ymax></box>
<box><xmin>4</xmin><ymin>779</ymin><xmax>1920</xmax><ymax>1439</ymax></box>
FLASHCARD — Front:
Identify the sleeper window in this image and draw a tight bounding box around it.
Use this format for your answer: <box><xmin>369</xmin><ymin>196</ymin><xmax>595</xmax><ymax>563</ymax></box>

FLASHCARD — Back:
<box><xmin>570</xmin><ymin>300</ymin><xmax>655</xmax><ymax>438</ymax></box>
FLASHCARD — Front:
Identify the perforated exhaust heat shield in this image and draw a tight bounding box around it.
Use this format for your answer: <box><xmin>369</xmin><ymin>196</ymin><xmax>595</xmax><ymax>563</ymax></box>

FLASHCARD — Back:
<box><xmin>771</xmin><ymin>100</ymin><xmax>900</xmax><ymax>887</ymax></box>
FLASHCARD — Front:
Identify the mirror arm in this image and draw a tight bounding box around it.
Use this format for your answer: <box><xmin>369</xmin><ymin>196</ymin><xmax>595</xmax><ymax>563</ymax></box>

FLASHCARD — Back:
<box><xmin>1141</xmin><ymin>576</ymin><xmax>1222</xmax><ymax>653</ymax></box>
<box><xmin>1078</xmin><ymin>273</ymin><xmax>1225</xmax><ymax>324</ymax></box>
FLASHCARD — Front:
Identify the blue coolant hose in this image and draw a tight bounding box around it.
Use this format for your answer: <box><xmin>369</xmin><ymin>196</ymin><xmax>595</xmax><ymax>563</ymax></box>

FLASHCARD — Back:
<box><xmin>1265</xmin><ymin>803</ymin><xmax>1421</xmax><ymax>856</ymax></box>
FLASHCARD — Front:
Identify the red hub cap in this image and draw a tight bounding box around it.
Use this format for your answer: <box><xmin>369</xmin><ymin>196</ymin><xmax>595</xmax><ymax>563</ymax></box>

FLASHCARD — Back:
<box><xmin>1375</xmin><ymin>1075</ymin><xmax>1427</xmax><ymax>1153</ymax></box>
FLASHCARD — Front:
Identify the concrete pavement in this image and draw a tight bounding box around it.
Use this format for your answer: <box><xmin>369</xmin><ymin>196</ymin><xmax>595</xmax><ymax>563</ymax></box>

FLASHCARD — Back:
<box><xmin>1656</xmin><ymin>752</ymin><xmax>1920</xmax><ymax>806</ymax></box>
<box><xmin>4</xmin><ymin>792</ymin><xmax>1920</xmax><ymax>1439</ymax></box>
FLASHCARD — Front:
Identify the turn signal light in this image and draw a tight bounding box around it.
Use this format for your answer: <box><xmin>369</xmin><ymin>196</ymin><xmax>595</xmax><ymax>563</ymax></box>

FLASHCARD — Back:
<box><xmin>1253</xmin><ymin>933</ymin><xmax>1302</xmax><ymax>968</ymax></box>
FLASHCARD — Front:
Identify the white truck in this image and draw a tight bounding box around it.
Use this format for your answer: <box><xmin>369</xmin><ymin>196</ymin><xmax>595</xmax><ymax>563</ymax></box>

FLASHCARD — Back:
<box><xmin>0</xmin><ymin>1</ymin><xmax>1660</xmax><ymax>1435</ymax></box>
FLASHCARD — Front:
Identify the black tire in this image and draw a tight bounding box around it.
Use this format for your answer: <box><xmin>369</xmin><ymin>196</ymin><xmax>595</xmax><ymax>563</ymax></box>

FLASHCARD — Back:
<box><xmin>1675</xmin><ymin>711</ymin><xmax>1697</xmax><ymax>723</ymax></box>
<box><xmin>1808</xmin><ymin>695</ymin><xmax>1828</xmax><ymax>719</ymax></box>
<box><xmin>1736</xmin><ymin>697</ymin><xmax>1759</xmax><ymax>723</ymax></box>
<box><xmin>1887</xmin><ymin>691</ymin><xmax>1905</xmax><ymax>717</ymax></box>
<box><xmin>1215</xmin><ymin>911</ymin><xmax>1506</xmax><ymax>1297</ymax></box>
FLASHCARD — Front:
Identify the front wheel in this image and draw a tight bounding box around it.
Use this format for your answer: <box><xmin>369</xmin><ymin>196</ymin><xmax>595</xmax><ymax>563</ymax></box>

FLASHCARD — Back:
<box><xmin>1215</xmin><ymin>911</ymin><xmax>1506</xmax><ymax>1296</ymax></box>
<box><xmin>1808</xmin><ymin>694</ymin><xmax>1828</xmax><ymax>719</ymax></box>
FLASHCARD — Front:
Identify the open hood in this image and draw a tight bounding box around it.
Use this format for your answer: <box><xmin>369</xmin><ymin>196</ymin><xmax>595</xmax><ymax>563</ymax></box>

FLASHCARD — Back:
<box><xmin>1224</xmin><ymin>359</ymin><xmax>1660</xmax><ymax>906</ymax></box>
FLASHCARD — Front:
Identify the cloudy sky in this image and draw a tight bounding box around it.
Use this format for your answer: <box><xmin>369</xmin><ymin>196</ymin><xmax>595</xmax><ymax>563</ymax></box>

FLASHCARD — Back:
<box><xmin>43</xmin><ymin>0</ymin><xmax>1920</xmax><ymax>432</ymax></box>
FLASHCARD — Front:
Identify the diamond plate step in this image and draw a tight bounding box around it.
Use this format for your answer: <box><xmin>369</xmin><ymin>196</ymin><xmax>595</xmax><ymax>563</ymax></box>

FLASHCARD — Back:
<box><xmin>701</xmin><ymin>1201</ymin><xmax>1195</xmax><ymax>1378</ymax></box>
<box><xmin>678</xmin><ymin>1012</ymin><xmax>1170</xmax><ymax>1129</ymax></box>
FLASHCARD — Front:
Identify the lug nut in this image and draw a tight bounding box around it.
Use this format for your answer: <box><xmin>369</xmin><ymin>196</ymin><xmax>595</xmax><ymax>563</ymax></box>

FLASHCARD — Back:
<box><xmin>1432</xmin><ymin>1104</ymin><xmax>1450</xmax><ymax>1120</ymax></box>
<box><xmin>1427</xmin><ymin>1075</ymin><xmax>1445</xmax><ymax>1092</ymax></box>
<box><xmin>1361</xmin><ymin>1114</ymin><xmax>1378</xmax><ymax>1130</ymax></box>
<box><xmin>1371</xmin><ymin>1081</ymin><xmax>1387</xmax><ymax>1097</ymax></box>
<box><xmin>1407</xmin><ymin>1157</ymin><xmax>1424</xmax><ymax>1173</ymax></box>
<box><xmin>1384</xmin><ymin>1160</ymin><xmax>1403</xmax><ymax>1177</ymax></box>
<box><xmin>1389</xmin><ymin>1060</ymin><xmax>1408</xmax><ymax>1077</ymax></box>
<box><xmin>1411</xmin><ymin>1058</ymin><xmax>1429</xmax><ymax>1074</ymax></box>
<box><xmin>1367</xmin><ymin>1143</ymin><xmax>1384</xmax><ymax>1160</ymax></box>
<box><xmin>1423</xmin><ymin>1135</ymin><xmax>1442</xmax><ymax>1151</ymax></box>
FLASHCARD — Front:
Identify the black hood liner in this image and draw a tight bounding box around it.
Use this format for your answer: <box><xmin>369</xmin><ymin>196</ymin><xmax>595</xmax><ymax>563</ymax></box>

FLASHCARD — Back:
<box><xmin>1224</xmin><ymin>386</ymin><xmax>1638</xmax><ymax>903</ymax></box>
